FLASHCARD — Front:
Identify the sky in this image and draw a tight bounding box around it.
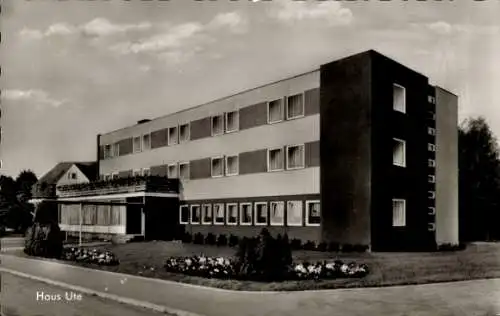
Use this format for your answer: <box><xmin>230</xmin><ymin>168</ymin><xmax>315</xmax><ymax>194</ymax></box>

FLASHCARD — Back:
<box><xmin>0</xmin><ymin>0</ymin><xmax>499</xmax><ymax>179</ymax></box>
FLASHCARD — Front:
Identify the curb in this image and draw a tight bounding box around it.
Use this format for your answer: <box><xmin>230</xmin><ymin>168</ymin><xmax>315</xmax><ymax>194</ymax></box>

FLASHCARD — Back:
<box><xmin>0</xmin><ymin>267</ymin><xmax>205</xmax><ymax>316</ymax></box>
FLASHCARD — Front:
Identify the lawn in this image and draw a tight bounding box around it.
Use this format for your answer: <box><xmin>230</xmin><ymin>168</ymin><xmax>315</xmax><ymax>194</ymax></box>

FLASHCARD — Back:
<box><xmin>22</xmin><ymin>240</ymin><xmax>500</xmax><ymax>291</ymax></box>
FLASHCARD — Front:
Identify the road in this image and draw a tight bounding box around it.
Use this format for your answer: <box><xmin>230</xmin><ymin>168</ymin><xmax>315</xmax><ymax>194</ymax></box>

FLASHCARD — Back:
<box><xmin>0</xmin><ymin>273</ymin><xmax>168</xmax><ymax>316</ymax></box>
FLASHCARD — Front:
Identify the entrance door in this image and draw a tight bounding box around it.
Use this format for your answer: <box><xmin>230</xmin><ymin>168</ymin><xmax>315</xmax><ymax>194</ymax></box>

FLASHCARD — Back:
<box><xmin>126</xmin><ymin>198</ymin><xmax>143</xmax><ymax>235</ymax></box>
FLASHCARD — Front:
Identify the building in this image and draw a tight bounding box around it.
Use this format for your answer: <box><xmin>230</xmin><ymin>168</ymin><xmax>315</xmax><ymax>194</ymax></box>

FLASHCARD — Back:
<box><xmin>37</xmin><ymin>50</ymin><xmax>459</xmax><ymax>251</ymax></box>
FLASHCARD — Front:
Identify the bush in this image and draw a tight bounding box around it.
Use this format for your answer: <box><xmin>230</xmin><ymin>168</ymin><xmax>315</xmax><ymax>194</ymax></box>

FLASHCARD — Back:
<box><xmin>182</xmin><ymin>232</ymin><xmax>192</xmax><ymax>243</ymax></box>
<box><xmin>352</xmin><ymin>244</ymin><xmax>369</xmax><ymax>253</ymax></box>
<box><xmin>341</xmin><ymin>244</ymin><xmax>354</xmax><ymax>253</ymax></box>
<box><xmin>328</xmin><ymin>242</ymin><xmax>340</xmax><ymax>252</ymax></box>
<box><xmin>302</xmin><ymin>240</ymin><xmax>316</xmax><ymax>251</ymax></box>
<box><xmin>290</xmin><ymin>238</ymin><xmax>302</xmax><ymax>250</ymax></box>
<box><xmin>205</xmin><ymin>233</ymin><xmax>216</xmax><ymax>245</ymax></box>
<box><xmin>193</xmin><ymin>232</ymin><xmax>204</xmax><ymax>245</ymax></box>
<box><xmin>24</xmin><ymin>222</ymin><xmax>63</xmax><ymax>259</ymax></box>
<box><xmin>228</xmin><ymin>234</ymin><xmax>239</xmax><ymax>247</ymax></box>
<box><xmin>216</xmin><ymin>234</ymin><xmax>228</xmax><ymax>247</ymax></box>
<box><xmin>0</xmin><ymin>226</ymin><xmax>6</xmax><ymax>237</ymax></box>
<box><xmin>316</xmin><ymin>242</ymin><xmax>328</xmax><ymax>252</ymax></box>
<box><xmin>62</xmin><ymin>247</ymin><xmax>119</xmax><ymax>266</ymax></box>
<box><xmin>438</xmin><ymin>243</ymin><xmax>466</xmax><ymax>251</ymax></box>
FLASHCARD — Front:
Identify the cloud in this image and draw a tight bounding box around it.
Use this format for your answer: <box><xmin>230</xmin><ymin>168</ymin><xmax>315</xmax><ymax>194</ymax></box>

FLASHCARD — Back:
<box><xmin>18</xmin><ymin>18</ymin><xmax>152</xmax><ymax>40</ymax></box>
<box><xmin>418</xmin><ymin>21</ymin><xmax>500</xmax><ymax>36</ymax></box>
<box><xmin>1</xmin><ymin>89</ymin><xmax>68</xmax><ymax>109</ymax></box>
<box><xmin>208</xmin><ymin>12</ymin><xmax>249</xmax><ymax>34</ymax></box>
<box><xmin>268</xmin><ymin>0</ymin><xmax>353</xmax><ymax>26</ymax></box>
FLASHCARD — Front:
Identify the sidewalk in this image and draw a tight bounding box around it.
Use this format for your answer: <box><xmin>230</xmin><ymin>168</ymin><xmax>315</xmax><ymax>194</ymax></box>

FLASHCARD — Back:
<box><xmin>1</xmin><ymin>253</ymin><xmax>500</xmax><ymax>316</ymax></box>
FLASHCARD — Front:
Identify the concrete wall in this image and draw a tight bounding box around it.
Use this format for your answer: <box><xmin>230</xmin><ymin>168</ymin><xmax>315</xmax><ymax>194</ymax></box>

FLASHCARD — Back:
<box><xmin>59</xmin><ymin>224</ymin><xmax>126</xmax><ymax>234</ymax></box>
<box><xmin>435</xmin><ymin>87</ymin><xmax>459</xmax><ymax>245</ymax></box>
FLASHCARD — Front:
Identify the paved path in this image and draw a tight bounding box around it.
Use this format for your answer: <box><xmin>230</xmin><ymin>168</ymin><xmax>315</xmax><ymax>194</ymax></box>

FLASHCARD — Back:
<box><xmin>0</xmin><ymin>273</ymin><xmax>168</xmax><ymax>316</ymax></box>
<box><xmin>1</xmin><ymin>254</ymin><xmax>500</xmax><ymax>316</ymax></box>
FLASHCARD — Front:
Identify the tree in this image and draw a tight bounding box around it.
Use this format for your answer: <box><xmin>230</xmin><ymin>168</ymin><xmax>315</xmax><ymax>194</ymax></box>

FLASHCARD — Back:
<box><xmin>15</xmin><ymin>170</ymin><xmax>38</xmax><ymax>203</ymax></box>
<box><xmin>459</xmin><ymin>117</ymin><xmax>500</xmax><ymax>241</ymax></box>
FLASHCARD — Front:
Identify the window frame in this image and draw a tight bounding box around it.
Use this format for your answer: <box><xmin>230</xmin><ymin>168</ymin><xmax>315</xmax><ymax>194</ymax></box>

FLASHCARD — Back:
<box><xmin>111</xmin><ymin>172</ymin><xmax>119</xmax><ymax>180</ymax></box>
<box><xmin>167</xmin><ymin>163</ymin><xmax>178</xmax><ymax>179</ymax></box>
<box><xmin>179</xmin><ymin>205</ymin><xmax>189</xmax><ymax>224</ymax></box>
<box><xmin>142</xmin><ymin>133</ymin><xmax>151</xmax><ymax>151</ymax></box>
<box><xmin>239</xmin><ymin>202</ymin><xmax>253</xmax><ymax>226</ymax></box>
<box><xmin>267</xmin><ymin>98</ymin><xmax>284</xmax><ymax>124</ymax></box>
<box><xmin>211</xmin><ymin>114</ymin><xmax>225</xmax><ymax>136</ymax></box>
<box><xmin>132</xmin><ymin>169</ymin><xmax>141</xmax><ymax>177</ymax></box>
<box><xmin>179</xmin><ymin>162</ymin><xmax>190</xmax><ymax>180</ymax></box>
<box><xmin>225</xmin><ymin>110</ymin><xmax>239</xmax><ymax>133</ymax></box>
<box><xmin>428</xmin><ymin>206</ymin><xmax>436</xmax><ymax>216</ymax></box>
<box><xmin>201</xmin><ymin>204</ymin><xmax>213</xmax><ymax>225</ymax></box>
<box><xmin>428</xmin><ymin>143</ymin><xmax>436</xmax><ymax>152</ymax></box>
<box><xmin>190</xmin><ymin>204</ymin><xmax>201</xmax><ymax>225</ymax></box>
<box><xmin>428</xmin><ymin>223</ymin><xmax>436</xmax><ymax>231</ymax></box>
<box><xmin>428</xmin><ymin>159</ymin><xmax>436</xmax><ymax>168</ymax></box>
<box><xmin>168</xmin><ymin>126</ymin><xmax>179</xmax><ymax>146</ymax></box>
<box><xmin>285</xmin><ymin>93</ymin><xmax>305</xmax><ymax>120</ymax></box>
<box><xmin>269</xmin><ymin>201</ymin><xmax>285</xmax><ymax>226</ymax></box>
<box><xmin>428</xmin><ymin>127</ymin><xmax>436</xmax><ymax>136</ymax></box>
<box><xmin>393</xmin><ymin>138</ymin><xmax>406</xmax><ymax>167</ymax></box>
<box><xmin>133</xmin><ymin>136</ymin><xmax>142</xmax><ymax>153</ymax></box>
<box><xmin>226</xmin><ymin>203</ymin><xmax>238</xmax><ymax>226</ymax></box>
<box><xmin>428</xmin><ymin>191</ymin><xmax>436</xmax><ymax>199</ymax></box>
<box><xmin>225</xmin><ymin>155</ymin><xmax>239</xmax><ymax>176</ymax></box>
<box><xmin>286</xmin><ymin>200</ymin><xmax>303</xmax><ymax>227</ymax></box>
<box><xmin>393</xmin><ymin>83</ymin><xmax>406</xmax><ymax>113</ymax></box>
<box><xmin>428</xmin><ymin>174</ymin><xmax>436</xmax><ymax>183</ymax></box>
<box><xmin>213</xmin><ymin>203</ymin><xmax>225</xmax><ymax>225</ymax></box>
<box><xmin>112</xmin><ymin>143</ymin><xmax>120</xmax><ymax>157</ymax></box>
<box><xmin>267</xmin><ymin>147</ymin><xmax>285</xmax><ymax>172</ymax></box>
<box><xmin>254</xmin><ymin>202</ymin><xmax>268</xmax><ymax>226</ymax></box>
<box><xmin>286</xmin><ymin>144</ymin><xmax>305</xmax><ymax>170</ymax></box>
<box><xmin>211</xmin><ymin>156</ymin><xmax>225</xmax><ymax>178</ymax></box>
<box><xmin>305</xmin><ymin>200</ymin><xmax>321</xmax><ymax>227</ymax></box>
<box><xmin>104</xmin><ymin>144</ymin><xmax>112</xmax><ymax>159</ymax></box>
<box><xmin>179</xmin><ymin>123</ymin><xmax>190</xmax><ymax>143</ymax></box>
<box><xmin>392</xmin><ymin>198</ymin><xmax>406</xmax><ymax>227</ymax></box>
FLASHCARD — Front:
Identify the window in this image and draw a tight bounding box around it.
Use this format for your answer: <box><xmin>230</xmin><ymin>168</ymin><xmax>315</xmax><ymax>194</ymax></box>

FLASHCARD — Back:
<box><xmin>225</xmin><ymin>155</ymin><xmax>239</xmax><ymax>176</ymax></box>
<box><xmin>142</xmin><ymin>168</ymin><xmax>151</xmax><ymax>177</ymax></box>
<box><xmin>111</xmin><ymin>172</ymin><xmax>119</xmax><ymax>180</ymax></box>
<box><xmin>255</xmin><ymin>202</ymin><xmax>268</xmax><ymax>226</ymax></box>
<box><xmin>113</xmin><ymin>143</ymin><xmax>120</xmax><ymax>157</ymax></box>
<box><xmin>225</xmin><ymin>111</ymin><xmax>239</xmax><ymax>133</ymax></box>
<box><xmin>393</xmin><ymin>84</ymin><xmax>406</xmax><ymax>113</ymax></box>
<box><xmin>202</xmin><ymin>204</ymin><xmax>213</xmax><ymax>225</ymax></box>
<box><xmin>142</xmin><ymin>134</ymin><xmax>151</xmax><ymax>151</ymax></box>
<box><xmin>133</xmin><ymin>136</ymin><xmax>142</xmax><ymax>153</ymax></box>
<box><xmin>268</xmin><ymin>147</ymin><xmax>284</xmax><ymax>172</ymax></box>
<box><xmin>168</xmin><ymin>164</ymin><xmax>178</xmax><ymax>179</ymax></box>
<box><xmin>428</xmin><ymin>96</ymin><xmax>436</xmax><ymax>104</ymax></box>
<box><xmin>428</xmin><ymin>191</ymin><xmax>436</xmax><ymax>199</ymax></box>
<box><xmin>428</xmin><ymin>175</ymin><xmax>436</xmax><ymax>183</ymax></box>
<box><xmin>268</xmin><ymin>99</ymin><xmax>284</xmax><ymax>124</ymax></box>
<box><xmin>286</xmin><ymin>144</ymin><xmax>305</xmax><ymax>170</ymax></box>
<box><xmin>306</xmin><ymin>200</ymin><xmax>321</xmax><ymax>226</ymax></box>
<box><xmin>270</xmin><ymin>201</ymin><xmax>284</xmax><ymax>226</ymax></box>
<box><xmin>428</xmin><ymin>143</ymin><xmax>436</xmax><ymax>152</ymax></box>
<box><xmin>226</xmin><ymin>203</ymin><xmax>238</xmax><ymax>225</ymax></box>
<box><xmin>133</xmin><ymin>169</ymin><xmax>141</xmax><ymax>177</ymax></box>
<box><xmin>168</xmin><ymin>126</ymin><xmax>178</xmax><ymax>146</ymax></box>
<box><xmin>179</xmin><ymin>205</ymin><xmax>189</xmax><ymax>224</ymax></box>
<box><xmin>287</xmin><ymin>201</ymin><xmax>303</xmax><ymax>226</ymax></box>
<box><xmin>428</xmin><ymin>159</ymin><xmax>436</xmax><ymax>168</ymax></box>
<box><xmin>286</xmin><ymin>93</ymin><xmax>304</xmax><ymax>120</ymax></box>
<box><xmin>428</xmin><ymin>127</ymin><xmax>436</xmax><ymax>136</ymax></box>
<box><xmin>211</xmin><ymin>157</ymin><xmax>224</xmax><ymax>178</ymax></box>
<box><xmin>428</xmin><ymin>223</ymin><xmax>436</xmax><ymax>231</ymax></box>
<box><xmin>428</xmin><ymin>207</ymin><xmax>436</xmax><ymax>216</ymax></box>
<box><xmin>392</xmin><ymin>199</ymin><xmax>406</xmax><ymax>227</ymax></box>
<box><xmin>179</xmin><ymin>162</ymin><xmax>190</xmax><ymax>180</ymax></box>
<box><xmin>104</xmin><ymin>145</ymin><xmax>112</xmax><ymax>159</ymax></box>
<box><xmin>179</xmin><ymin>123</ymin><xmax>190</xmax><ymax>143</ymax></box>
<box><xmin>240</xmin><ymin>203</ymin><xmax>253</xmax><ymax>226</ymax></box>
<box><xmin>211</xmin><ymin>114</ymin><xmax>224</xmax><ymax>136</ymax></box>
<box><xmin>428</xmin><ymin>111</ymin><xmax>436</xmax><ymax>121</ymax></box>
<box><xmin>190</xmin><ymin>205</ymin><xmax>201</xmax><ymax>224</ymax></box>
<box><xmin>213</xmin><ymin>203</ymin><xmax>225</xmax><ymax>225</ymax></box>
<box><xmin>393</xmin><ymin>138</ymin><xmax>406</xmax><ymax>167</ymax></box>
<box><xmin>68</xmin><ymin>172</ymin><xmax>77</xmax><ymax>180</ymax></box>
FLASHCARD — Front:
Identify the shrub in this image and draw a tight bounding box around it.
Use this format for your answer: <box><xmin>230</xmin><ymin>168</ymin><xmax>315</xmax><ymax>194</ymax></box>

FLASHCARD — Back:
<box><xmin>353</xmin><ymin>244</ymin><xmax>369</xmax><ymax>253</ymax></box>
<box><xmin>438</xmin><ymin>243</ymin><xmax>466</xmax><ymax>252</ymax></box>
<box><xmin>62</xmin><ymin>247</ymin><xmax>119</xmax><ymax>266</ymax></box>
<box><xmin>290</xmin><ymin>238</ymin><xmax>302</xmax><ymax>250</ymax></box>
<box><xmin>228</xmin><ymin>234</ymin><xmax>239</xmax><ymax>247</ymax></box>
<box><xmin>216</xmin><ymin>234</ymin><xmax>228</xmax><ymax>247</ymax></box>
<box><xmin>316</xmin><ymin>242</ymin><xmax>328</xmax><ymax>252</ymax></box>
<box><xmin>328</xmin><ymin>242</ymin><xmax>340</xmax><ymax>252</ymax></box>
<box><xmin>205</xmin><ymin>233</ymin><xmax>216</xmax><ymax>245</ymax></box>
<box><xmin>341</xmin><ymin>244</ymin><xmax>354</xmax><ymax>253</ymax></box>
<box><xmin>302</xmin><ymin>240</ymin><xmax>316</xmax><ymax>251</ymax></box>
<box><xmin>193</xmin><ymin>232</ymin><xmax>204</xmax><ymax>245</ymax></box>
<box><xmin>23</xmin><ymin>202</ymin><xmax>63</xmax><ymax>259</ymax></box>
<box><xmin>182</xmin><ymin>232</ymin><xmax>192</xmax><ymax>243</ymax></box>
<box><xmin>0</xmin><ymin>226</ymin><xmax>6</xmax><ymax>237</ymax></box>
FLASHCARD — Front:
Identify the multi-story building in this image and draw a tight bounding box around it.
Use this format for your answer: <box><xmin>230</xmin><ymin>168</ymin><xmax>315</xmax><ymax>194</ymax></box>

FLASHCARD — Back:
<box><xmin>36</xmin><ymin>50</ymin><xmax>459</xmax><ymax>251</ymax></box>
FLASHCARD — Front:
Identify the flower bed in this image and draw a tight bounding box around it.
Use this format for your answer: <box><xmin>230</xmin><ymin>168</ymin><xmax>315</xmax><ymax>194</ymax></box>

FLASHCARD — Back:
<box><xmin>61</xmin><ymin>247</ymin><xmax>119</xmax><ymax>266</ymax></box>
<box><xmin>164</xmin><ymin>256</ymin><xmax>369</xmax><ymax>281</ymax></box>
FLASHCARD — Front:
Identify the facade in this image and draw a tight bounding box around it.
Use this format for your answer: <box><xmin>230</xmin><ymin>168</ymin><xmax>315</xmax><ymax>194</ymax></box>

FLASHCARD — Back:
<box><xmin>43</xmin><ymin>50</ymin><xmax>458</xmax><ymax>250</ymax></box>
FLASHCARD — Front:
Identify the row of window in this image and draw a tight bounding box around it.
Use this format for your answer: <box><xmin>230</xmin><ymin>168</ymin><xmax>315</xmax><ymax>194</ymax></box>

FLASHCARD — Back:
<box><xmin>179</xmin><ymin>200</ymin><xmax>320</xmax><ymax>227</ymax></box>
<box><xmin>103</xmin><ymin>143</ymin><xmax>308</xmax><ymax>180</ymax></box>
<box><xmin>102</xmin><ymin>92</ymin><xmax>309</xmax><ymax>160</ymax></box>
<box><xmin>392</xmin><ymin>199</ymin><xmax>436</xmax><ymax>230</ymax></box>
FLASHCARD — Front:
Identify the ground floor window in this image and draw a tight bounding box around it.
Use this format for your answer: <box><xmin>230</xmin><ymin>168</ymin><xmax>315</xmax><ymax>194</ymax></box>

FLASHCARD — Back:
<box><xmin>179</xmin><ymin>205</ymin><xmax>189</xmax><ymax>224</ymax></box>
<box><xmin>202</xmin><ymin>204</ymin><xmax>212</xmax><ymax>224</ymax></box>
<box><xmin>190</xmin><ymin>205</ymin><xmax>201</xmax><ymax>224</ymax></box>
<box><xmin>240</xmin><ymin>203</ymin><xmax>252</xmax><ymax>225</ymax></box>
<box><xmin>392</xmin><ymin>199</ymin><xmax>406</xmax><ymax>227</ymax></box>
<box><xmin>226</xmin><ymin>203</ymin><xmax>238</xmax><ymax>225</ymax></box>
<box><xmin>214</xmin><ymin>203</ymin><xmax>225</xmax><ymax>225</ymax></box>
<box><xmin>306</xmin><ymin>200</ymin><xmax>321</xmax><ymax>226</ymax></box>
<box><xmin>270</xmin><ymin>201</ymin><xmax>284</xmax><ymax>226</ymax></box>
<box><xmin>255</xmin><ymin>202</ymin><xmax>268</xmax><ymax>225</ymax></box>
<box><xmin>287</xmin><ymin>201</ymin><xmax>303</xmax><ymax>226</ymax></box>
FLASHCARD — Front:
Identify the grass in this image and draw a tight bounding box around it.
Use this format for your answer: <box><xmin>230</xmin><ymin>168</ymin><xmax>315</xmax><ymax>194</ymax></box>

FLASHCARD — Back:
<box><xmin>15</xmin><ymin>241</ymin><xmax>500</xmax><ymax>291</ymax></box>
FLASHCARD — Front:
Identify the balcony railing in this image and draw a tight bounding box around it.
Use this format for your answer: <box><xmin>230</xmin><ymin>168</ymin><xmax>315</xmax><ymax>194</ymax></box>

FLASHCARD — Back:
<box><xmin>56</xmin><ymin>176</ymin><xmax>179</xmax><ymax>198</ymax></box>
